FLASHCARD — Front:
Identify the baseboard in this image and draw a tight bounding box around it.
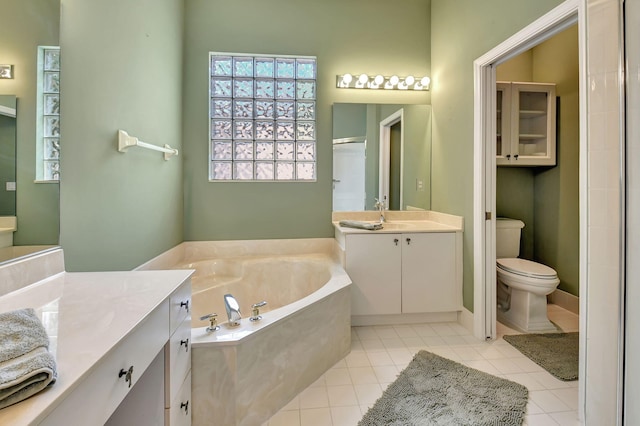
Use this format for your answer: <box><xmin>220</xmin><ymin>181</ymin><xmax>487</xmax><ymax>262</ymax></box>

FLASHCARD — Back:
<box><xmin>457</xmin><ymin>308</ymin><xmax>475</xmax><ymax>334</ymax></box>
<box><xmin>548</xmin><ymin>289</ymin><xmax>580</xmax><ymax>315</ymax></box>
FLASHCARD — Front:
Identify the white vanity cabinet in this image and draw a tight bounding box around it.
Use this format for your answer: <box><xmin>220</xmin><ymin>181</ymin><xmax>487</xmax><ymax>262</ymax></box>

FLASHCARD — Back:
<box><xmin>497</xmin><ymin>81</ymin><xmax>556</xmax><ymax>166</ymax></box>
<box><xmin>344</xmin><ymin>232</ymin><xmax>461</xmax><ymax>318</ymax></box>
<box><xmin>165</xmin><ymin>281</ymin><xmax>192</xmax><ymax>425</ymax></box>
<box><xmin>0</xmin><ymin>269</ymin><xmax>194</xmax><ymax>426</ymax></box>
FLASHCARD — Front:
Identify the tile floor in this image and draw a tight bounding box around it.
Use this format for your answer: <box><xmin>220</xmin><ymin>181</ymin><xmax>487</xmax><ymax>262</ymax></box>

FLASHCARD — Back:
<box><xmin>264</xmin><ymin>304</ymin><xmax>580</xmax><ymax>426</ymax></box>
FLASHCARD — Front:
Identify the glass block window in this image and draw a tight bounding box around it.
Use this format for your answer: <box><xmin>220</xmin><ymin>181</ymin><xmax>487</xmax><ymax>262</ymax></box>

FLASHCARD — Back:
<box><xmin>209</xmin><ymin>53</ymin><xmax>316</xmax><ymax>181</ymax></box>
<box><xmin>36</xmin><ymin>46</ymin><xmax>61</xmax><ymax>182</ymax></box>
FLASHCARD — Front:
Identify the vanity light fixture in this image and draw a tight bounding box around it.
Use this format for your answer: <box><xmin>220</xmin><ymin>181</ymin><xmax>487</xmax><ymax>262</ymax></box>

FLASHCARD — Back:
<box><xmin>0</xmin><ymin>65</ymin><xmax>14</xmax><ymax>79</ymax></box>
<box><xmin>336</xmin><ymin>73</ymin><xmax>430</xmax><ymax>91</ymax></box>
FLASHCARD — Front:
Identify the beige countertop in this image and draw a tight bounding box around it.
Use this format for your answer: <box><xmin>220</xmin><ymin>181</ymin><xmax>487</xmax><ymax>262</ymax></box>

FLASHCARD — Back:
<box><xmin>332</xmin><ymin>210</ymin><xmax>463</xmax><ymax>234</ymax></box>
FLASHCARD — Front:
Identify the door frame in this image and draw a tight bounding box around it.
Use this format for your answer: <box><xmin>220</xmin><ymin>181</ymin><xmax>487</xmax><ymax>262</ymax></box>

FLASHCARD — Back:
<box><xmin>472</xmin><ymin>0</ymin><xmax>586</xmax><ymax>417</ymax></box>
<box><xmin>379</xmin><ymin>109</ymin><xmax>404</xmax><ymax>209</ymax></box>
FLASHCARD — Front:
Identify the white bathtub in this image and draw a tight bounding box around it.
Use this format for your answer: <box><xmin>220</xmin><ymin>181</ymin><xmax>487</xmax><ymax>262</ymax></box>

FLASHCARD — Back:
<box><xmin>138</xmin><ymin>239</ymin><xmax>352</xmax><ymax>426</ymax></box>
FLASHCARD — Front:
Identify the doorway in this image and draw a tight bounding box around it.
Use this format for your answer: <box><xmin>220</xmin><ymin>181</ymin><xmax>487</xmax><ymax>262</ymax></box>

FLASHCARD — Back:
<box><xmin>472</xmin><ymin>0</ymin><xmax>586</xmax><ymax>418</ymax></box>
<box><xmin>379</xmin><ymin>109</ymin><xmax>404</xmax><ymax>210</ymax></box>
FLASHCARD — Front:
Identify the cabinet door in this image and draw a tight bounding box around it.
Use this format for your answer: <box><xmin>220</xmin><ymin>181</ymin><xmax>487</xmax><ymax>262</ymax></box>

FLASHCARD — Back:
<box><xmin>345</xmin><ymin>234</ymin><xmax>402</xmax><ymax>315</ymax></box>
<box><xmin>401</xmin><ymin>233</ymin><xmax>457</xmax><ymax>313</ymax></box>
<box><xmin>510</xmin><ymin>82</ymin><xmax>556</xmax><ymax>166</ymax></box>
<box><xmin>496</xmin><ymin>82</ymin><xmax>512</xmax><ymax>166</ymax></box>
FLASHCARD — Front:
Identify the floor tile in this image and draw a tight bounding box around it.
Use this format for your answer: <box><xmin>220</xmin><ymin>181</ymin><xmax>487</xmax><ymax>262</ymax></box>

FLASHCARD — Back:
<box><xmin>300</xmin><ymin>408</ymin><xmax>333</xmax><ymax>426</ymax></box>
<box><xmin>266</xmin><ymin>304</ymin><xmax>579</xmax><ymax>426</ymax></box>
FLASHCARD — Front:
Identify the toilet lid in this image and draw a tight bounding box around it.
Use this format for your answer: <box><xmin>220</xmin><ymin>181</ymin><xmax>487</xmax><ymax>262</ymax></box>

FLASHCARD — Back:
<box><xmin>497</xmin><ymin>258</ymin><xmax>557</xmax><ymax>279</ymax></box>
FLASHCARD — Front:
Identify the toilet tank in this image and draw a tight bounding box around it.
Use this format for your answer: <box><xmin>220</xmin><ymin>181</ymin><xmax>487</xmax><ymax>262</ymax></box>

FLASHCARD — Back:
<box><xmin>496</xmin><ymin>218</ymin><xmax>525</xmax><ymax>258</ymax></box>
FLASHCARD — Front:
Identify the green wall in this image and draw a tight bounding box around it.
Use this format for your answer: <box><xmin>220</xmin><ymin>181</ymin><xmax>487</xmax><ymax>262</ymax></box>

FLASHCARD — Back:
<box><xmin>0</xmin><ymin>0</ymin><xmax>60</xmax><ymax>245</ymax></box>
<box><xmin>59</xmin><ymin>0</ymin><xmax>184</xmax><ymax>271</ymax></box>
<box><xmin>532</xmin><ymin>25</ymin><xmax>580</xmax><ymax>296</ymax></box>
<box><xmin>183</xmin><ymin>0</ymin><xmax>431</xmax><ymax>242</ymax></box>
<box><xmin>430</xmin><ymin>0</ymin><xmax>564</xmax><ymax>310</ymax></box>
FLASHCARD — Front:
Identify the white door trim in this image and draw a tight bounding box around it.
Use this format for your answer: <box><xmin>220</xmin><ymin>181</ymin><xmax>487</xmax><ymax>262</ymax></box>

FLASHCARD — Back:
<box><xmin>473</xmin><ymin>0</ymin><xmax>586</xmax><ymax>420</ymax></box>
<box><xmin>379</xmin><ymin>109</ymin><xmax>404</xmax><ymax>209</ymax></box>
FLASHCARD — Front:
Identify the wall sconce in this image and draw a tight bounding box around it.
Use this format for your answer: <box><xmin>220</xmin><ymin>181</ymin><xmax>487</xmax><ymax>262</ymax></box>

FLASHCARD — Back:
<box><xmin>0</xmin><ymin>65</ymin><xmax>14</xmax><ymax>79</ymax></box>
<box><xmin>337</xmin><ymin>73</ymin><xmax>430</xmax><ymax>91</ymax></box>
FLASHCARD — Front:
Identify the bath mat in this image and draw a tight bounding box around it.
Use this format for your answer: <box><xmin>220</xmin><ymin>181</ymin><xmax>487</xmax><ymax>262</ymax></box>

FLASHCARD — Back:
<box><xmin>358</xmin><ymin>350</ymin><xmax>528</xmax><ymax>426</ymax></box>
<box><xmin>503</xmin><ymin>332</ymin><xmax>579</xmax><ymax>381</ymax></box>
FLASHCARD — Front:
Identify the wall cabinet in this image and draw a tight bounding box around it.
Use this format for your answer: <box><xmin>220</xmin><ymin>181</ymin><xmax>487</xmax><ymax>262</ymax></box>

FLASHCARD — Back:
<box><xmin>344</xmin><ymin>232</ymin><xmax>461</xmax><ymax>317</ymax></box>
<box><xmin>497</xmin><ymin>81</ymin><xmax>557</xmax><ymax>166</ymax></box>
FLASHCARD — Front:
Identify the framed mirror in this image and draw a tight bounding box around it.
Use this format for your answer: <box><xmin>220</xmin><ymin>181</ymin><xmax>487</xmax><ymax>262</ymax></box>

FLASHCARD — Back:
<box><xmin>332</xmin><ymin>103</ymin><xmax>432</xmax><ymax>211</ymax></box>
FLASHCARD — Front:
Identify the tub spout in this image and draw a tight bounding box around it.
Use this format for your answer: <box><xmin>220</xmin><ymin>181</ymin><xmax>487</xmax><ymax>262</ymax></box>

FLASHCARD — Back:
<box><xmin>224</xmin><ymin>294</ymin><xmax>242</xmax><ymax>326</ymax></box>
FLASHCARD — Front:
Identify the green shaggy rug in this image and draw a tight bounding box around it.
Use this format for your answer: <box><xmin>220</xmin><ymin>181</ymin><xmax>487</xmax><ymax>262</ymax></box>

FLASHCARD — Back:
<box><xmin>358</xmin><ymin>350</ymin><xmax>528</xmax><ymax>426</ymax></box>
<box><xmin>503</xmin><ymin>332</ymin><xmax>579</xmax><ymax>381</ymax></box>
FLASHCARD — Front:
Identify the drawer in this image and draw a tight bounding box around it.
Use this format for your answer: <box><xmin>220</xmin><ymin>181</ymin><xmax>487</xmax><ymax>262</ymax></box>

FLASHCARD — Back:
<box><xmin>170</xmin><ymin>280</ymin><xmax>192</xmax><ymax>334</ymax></box>
<box><xmin>41</xmin><ymin>301</ymin><xmax>170</xmax><ymax>426</ymax></box>
<box><xmin>167</xmin><ymin>373</ymin><xmax>191</xmax><ymax>426</ymax></box>
<box><xmin>165</xmin><ymin>318</ymin><xmax>192</xmax><ymax>406</ymax></box>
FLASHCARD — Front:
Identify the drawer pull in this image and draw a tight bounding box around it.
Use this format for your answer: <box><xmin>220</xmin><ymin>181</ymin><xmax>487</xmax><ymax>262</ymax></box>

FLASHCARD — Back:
<box><xmin>180</xmin><ymin>400</ymin><xmax>189</xmax><ymax>415</ymax></box>
<box><xmin>394</xmin><ymin>238</ymin><xmax>399</xmax><ymax>246</ymax></box>
<box><xmin>406</xmin><ymin>238</ymin><xmax>411</xmax><ymax>245</ymax></box>
<box><xmin>180</xmin><ymin>300</ymin><xmax>190</xmax><ymax>312</ymax></box>
<box><xmin>118</xmin><ymin>366</ymin><xmax>134</xmax><ymax>388</ymax></box>
<box><xmin>180</xmin><ymin>338</ymin><xmax>189</xmax><ymax>352</ymax></box>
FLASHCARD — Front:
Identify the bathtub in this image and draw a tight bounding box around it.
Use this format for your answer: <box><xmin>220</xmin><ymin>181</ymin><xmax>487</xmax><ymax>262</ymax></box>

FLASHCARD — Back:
<box><xmin>138</xmin><ymin>239</ymin><xmax>352</xmax><ymax>426</ymax></box>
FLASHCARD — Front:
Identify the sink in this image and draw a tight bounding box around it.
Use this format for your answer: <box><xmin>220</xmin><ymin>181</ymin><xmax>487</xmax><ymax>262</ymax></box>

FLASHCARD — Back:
<box><xmin>380</xmin><ymin>222</ymin><xmax>414</xmax><ymax>230</ymax></box>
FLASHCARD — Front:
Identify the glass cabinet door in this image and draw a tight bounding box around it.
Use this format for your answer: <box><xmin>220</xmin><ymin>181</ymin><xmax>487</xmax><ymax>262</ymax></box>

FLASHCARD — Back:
<box><xmin>496</xmin><ymin>81</ymin><xmax>556</xmax><ymax>166</ymax></box>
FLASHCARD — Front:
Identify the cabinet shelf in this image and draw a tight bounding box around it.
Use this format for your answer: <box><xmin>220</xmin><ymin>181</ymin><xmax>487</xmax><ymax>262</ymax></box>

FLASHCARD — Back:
<box><xmin>519</xmin><ymin>134</ymin><xmax>546</xmax><ymax>140</ymax></box>
<box><xmin>519</xmin><ymin>110</ymin><xmax>546</xmax><ymax>118</ymax></box>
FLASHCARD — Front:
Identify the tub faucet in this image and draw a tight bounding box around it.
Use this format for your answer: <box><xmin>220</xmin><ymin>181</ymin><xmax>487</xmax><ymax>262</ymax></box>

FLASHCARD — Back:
<box><xmin>374</xmin><ymin>197</ymin><xmax>386</xmax><ymax>223</ymax></box>
<box><xmin>224</xmin><ymin>294</ymin><xmax>242</xmax><ymax>326</ymax></box>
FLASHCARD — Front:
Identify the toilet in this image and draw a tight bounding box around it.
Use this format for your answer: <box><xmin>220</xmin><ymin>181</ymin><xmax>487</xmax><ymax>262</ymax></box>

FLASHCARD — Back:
<box><xmin>496</xmin><ymin>218</ymin><xmax>560</xmax><ymax>333</ymax></box>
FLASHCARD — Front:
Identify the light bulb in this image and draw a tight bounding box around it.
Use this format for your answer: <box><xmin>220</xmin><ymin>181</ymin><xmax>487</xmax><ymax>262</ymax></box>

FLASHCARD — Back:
<box><xmin>342</xmin><ymin>73</ymin><xmax>353</xmax><ymax>84</ymax></box>
<box><xmin>389</xmin><ymin>75</ymin><xmax>399</xmax><ymax>86</ymax></box>
<box><xmin>420</xmin><ymin>76</ymin><xmax>430</xmax><ymax>86</ymax></box>
<box><xmin>405</xmin><ymin>75</ymin><xmax>415</xmax><ymax>86</ymax></box>
<box><xmin>374</xmin><ymin>75</ymin><xmax>384</xmax><ymax>85</ymax></box>
<box><xmin>358</xmin><ymin>74</ymin><xmax>369</xmax><ymax>84</ymax></box>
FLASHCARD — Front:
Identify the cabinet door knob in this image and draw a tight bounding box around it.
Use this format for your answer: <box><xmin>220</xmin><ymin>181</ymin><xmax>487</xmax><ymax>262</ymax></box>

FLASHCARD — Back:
<box><xmin>118</xmin><ymin>366</ymin><xmax>134</xmax><ymax>388</ymax></box>
<box><xmin>180</xmin><ymin>400</ymin><xmax>189</xmax><ymax>415</ymax></box>
<box><xmin>406</xmin><ymin>238</ymin><xmax>411</xmax><ymax>245</ymax></box>
<box><xmin>506</xmin><ymin>154</ymin><xmax>511</xmax><ymax>159</ymax></box>
<box><xmin>180</xmin><ymin>300</ymin><xmax>190</xmax><ymax>312</ymax></box>
<box><xmin>180</xmin><ymin>338</ymin><xmax>189</xmax><ymax>352</ymax></box>
<box><xmin>514</xmin><ymin>154</ymin><xmax>519</xmax><ymax>160</ymax></box>
<box><xmin>394</xmin><ymin>238</ymin><xmax>399</xmax><ymax>246</ymax></box>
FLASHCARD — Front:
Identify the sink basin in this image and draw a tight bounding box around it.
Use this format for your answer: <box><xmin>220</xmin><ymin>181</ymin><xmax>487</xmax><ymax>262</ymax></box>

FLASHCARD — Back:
<box><xmin>380</xmin><ymin>222</ymin><xmax>414</xmax><ymax>230</ymax></box>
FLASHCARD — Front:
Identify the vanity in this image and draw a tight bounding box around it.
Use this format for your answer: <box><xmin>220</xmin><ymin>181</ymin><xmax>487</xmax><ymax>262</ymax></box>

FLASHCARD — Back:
<box><xmin>0</xmin><ymin>248</ymin><xmax>193</xmax><ymax>425</ymax></box>
<box><xmin>333</xmin><ymin>211</ymin><xmax>463</xmax><ymax>326</ymax></box>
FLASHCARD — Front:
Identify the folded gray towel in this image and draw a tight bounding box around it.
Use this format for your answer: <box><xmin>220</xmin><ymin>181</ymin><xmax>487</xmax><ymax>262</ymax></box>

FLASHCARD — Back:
<box><xmin>0</xmin><ymin>308</ymin><xmax>57</xmax><ymax>409</ymax></box>
<box><xmin>339</xmin><ymin>220</ymin><xmax>383</xmax><ymax>231</ymax></box>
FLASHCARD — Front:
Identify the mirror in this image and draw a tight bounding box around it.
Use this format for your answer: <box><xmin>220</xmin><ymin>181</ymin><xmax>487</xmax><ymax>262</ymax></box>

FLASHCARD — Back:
<box><xmin>0</xmin><ymin>1</ymin><xmax>60</xmax><ymax>264</ymax></box>
<box><xmin>332</xmin><ymin>103</ymin><xmax>432</xmax><ymax>211</ymax></box>
<box><xmin>0</xmin><ymin>96</ymin><xmax>16</xmax><ymax>216</ymax></box>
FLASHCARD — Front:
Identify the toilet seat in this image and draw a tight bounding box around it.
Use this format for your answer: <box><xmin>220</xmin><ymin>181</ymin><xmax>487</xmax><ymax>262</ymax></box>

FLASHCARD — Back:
<box><xmin>497</xmin><ymin>258</ymin><xmax>557</xmax><ymax>280</ymax></box>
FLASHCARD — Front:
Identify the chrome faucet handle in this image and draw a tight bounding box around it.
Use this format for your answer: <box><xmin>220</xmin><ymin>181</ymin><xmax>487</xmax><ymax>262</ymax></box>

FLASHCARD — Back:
<box><xmin>250</xmin><ymin>301</ymin><xmax>267</xmax><ymax>322</ymax></box>
<box><xmin>200</xmin><ymin>313</ymin><xmax>220</xmax><ymax>332</ymax></box>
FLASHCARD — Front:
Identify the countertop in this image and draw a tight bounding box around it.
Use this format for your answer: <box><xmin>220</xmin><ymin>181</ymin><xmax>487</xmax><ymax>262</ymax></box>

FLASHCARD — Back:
<box><xmin>332</xmin><ymin>210</ymin><xmax>464</xmax><ymax>234</ymax></box>
<box><xmin>0</xmin><ymin>269</ymin><xmax>193</xmax><ymax>425</ymax></box>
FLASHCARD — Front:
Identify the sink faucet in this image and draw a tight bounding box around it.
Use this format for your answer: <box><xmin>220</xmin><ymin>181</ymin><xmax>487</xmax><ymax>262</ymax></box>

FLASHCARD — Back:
<box><xmin>374</xmin><ymin>197</ymin><xmax>386</xmax><ymax>223</ymax></box>
<box><xmin>224</xmin><ymin>294</ymin><xmax>242</xmax><ymax>326</ymax></box>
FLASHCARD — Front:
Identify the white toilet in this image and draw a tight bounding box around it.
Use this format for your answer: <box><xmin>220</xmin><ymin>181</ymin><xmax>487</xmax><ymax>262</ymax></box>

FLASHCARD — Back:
<box><xmin>496</xmin><ymin>218</ymin><xmax>560</xmax><ymax>333</ymax></box>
